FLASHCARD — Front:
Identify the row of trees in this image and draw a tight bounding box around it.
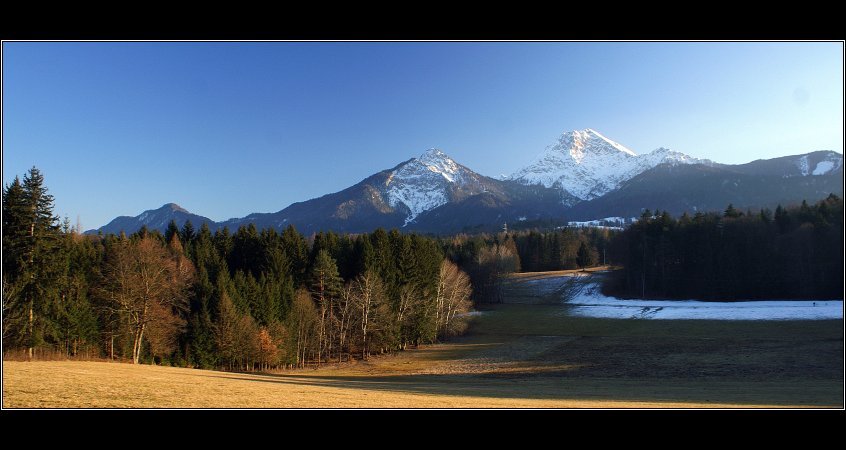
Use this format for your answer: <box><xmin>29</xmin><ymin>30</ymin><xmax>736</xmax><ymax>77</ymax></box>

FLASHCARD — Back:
<box><xmin>603</xmin><ymin>196</ymin><xmax>844</xmax><ymax>300</ymax></box>
<box><xmin>3</xmin><ymin>167</ymin><xmax>473</xmax><ymax>369</ymax></box>
<box><xmin>2</xmin><ymin>167</ymin><xmax>616</xmax><ymax>369</ymax></box>
<box><xmin>511</xmin><ymin>228</ymin><xmax>612</xmax><ymax>272</ymax></box>
<box><xmin>440</xmin><ymin>227</ymin><xmax>611</xmax><ymax>303</ymax></box>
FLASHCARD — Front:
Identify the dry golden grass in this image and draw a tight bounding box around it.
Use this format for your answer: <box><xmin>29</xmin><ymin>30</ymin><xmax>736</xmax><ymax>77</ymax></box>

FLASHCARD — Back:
<box><xmin>2</xmin><ymin>358</ymin><xmax>823</xmax><ymax>409</ymax></box>
<box><xmin>4</xmin><ymin>270</ymin><xmax>842</xmax><ymax>409</ymax></box>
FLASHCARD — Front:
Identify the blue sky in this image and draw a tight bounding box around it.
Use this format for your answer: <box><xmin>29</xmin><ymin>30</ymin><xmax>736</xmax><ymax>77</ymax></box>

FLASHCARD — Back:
<box><xmin>3</xmin><ymin>41</ymin><xmax>843</xmax><ymax>229</ymax></box>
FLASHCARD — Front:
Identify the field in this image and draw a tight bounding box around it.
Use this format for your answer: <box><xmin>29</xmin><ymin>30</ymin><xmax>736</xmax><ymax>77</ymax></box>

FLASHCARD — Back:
<box><xmin>3</xmin><ymin>272</ymin><xmax>843</xmax><ymax>408</ymax></box>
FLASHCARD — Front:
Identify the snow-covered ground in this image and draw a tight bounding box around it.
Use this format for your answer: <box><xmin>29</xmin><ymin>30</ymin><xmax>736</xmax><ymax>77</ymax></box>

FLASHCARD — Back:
<box><xmin>566</xmin><ymin>278</ymin><xmax>843</xmax><ymax>320</ymax></box>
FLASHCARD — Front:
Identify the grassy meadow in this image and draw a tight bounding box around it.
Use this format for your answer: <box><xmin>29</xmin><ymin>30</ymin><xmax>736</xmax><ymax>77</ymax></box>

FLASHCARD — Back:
<box><xmin>4</xmin><ymin>272</ymin><xmax>842</xmax><ymax>408</ymax></box>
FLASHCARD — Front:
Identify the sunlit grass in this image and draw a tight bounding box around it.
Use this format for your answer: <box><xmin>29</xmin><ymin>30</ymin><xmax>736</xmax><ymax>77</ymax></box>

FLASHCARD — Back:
<box><xmin>3</xmin><ymin>270</ymin><xmax>842</xmax><ymax>409</ymax></box>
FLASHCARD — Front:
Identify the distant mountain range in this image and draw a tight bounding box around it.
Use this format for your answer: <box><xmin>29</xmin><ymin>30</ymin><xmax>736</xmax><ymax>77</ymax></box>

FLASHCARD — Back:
<box><xmin>88</xmin><ymin>129</ymin><xmax>844</xmax><ymax>236</ymax></box>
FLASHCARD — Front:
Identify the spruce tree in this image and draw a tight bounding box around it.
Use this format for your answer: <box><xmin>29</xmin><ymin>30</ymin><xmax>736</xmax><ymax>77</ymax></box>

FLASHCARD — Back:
<box><xmin>180</xmin><ymin>220</ymin><xmax>195</xmax><ymax>249</ymax></box>
<box><xmin>281</xmin><ymin>225</ymin><xmax>308</xmax><ymax>285</ymax></box>
<box><xmin>165</xmin><ymin>220</ymin><xmax>180</xmax><ymax>245</ymax></box>
<box><xmin>724</xmin><ymin>203</ymin><xmax>742</xmax><ymax>218</ymax></box>
<box><xmin>3</xmin><ymin>177</ymin><xmax>28</xmax><ymax>277</ymax></box>
<box><xmin>577</xmin><ymin>241</ymin><xmax>594</xmax><ymax>270</ymax></box>
<box><xmin>12</xmin><ymin>167</ymin><xmax>64</xmax><ymax>358</ymax></box>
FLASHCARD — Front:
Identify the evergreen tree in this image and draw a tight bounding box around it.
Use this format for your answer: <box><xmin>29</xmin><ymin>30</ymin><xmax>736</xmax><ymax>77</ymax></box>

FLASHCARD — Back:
<box><xmin>213</xmin><ymin>282</ymin><xmax>240</xmax><ymax>370</ymax></box>
<box><xmin>724</xmin><ymin>203</ymin><xmax>743</xmax><ymax>218</ymax></box>
<box><xmin>2</xmin><ymin>177</ymin><xmax>28</xmax><ymax>274</ymax></box>
<box><xmin>281</xmin><ymin>225</ymin><xmax>308</xmax><ymax>285</ymax></box>
<box><xmin>4</xmin><ymin>167</ymin><xmax>64</xmax><ymax>357</ymax></box>
<box><xmin>165</xmin><ymin>220</ymin><xmax>180</xmax><ymax>245</ymax></box>
<box><xmin>576</xmin><ymin>241</ymin><xmax>594</xmax><ymax>270</ymax></box>
<box><xmin>180</xmin><ymin>220</ymin><xmax>195</xmax><ymax>247</ymax></box>
<box><xmin>214</xmin><ymin>226</ymin><xmax>234</xmax><ymax>264</ymax></box>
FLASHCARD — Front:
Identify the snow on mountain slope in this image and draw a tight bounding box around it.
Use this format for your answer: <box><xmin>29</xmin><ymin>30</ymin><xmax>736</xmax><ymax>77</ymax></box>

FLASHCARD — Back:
<box><xmin>797</xmin><ymin>155</ymin><xmax>810</xmax><ymax>176</ymax></box>
<box><xmin>511</xmin><ymin>129</ymin><xmax>710</xmax><ymax>204</ymax></box>
<box><xmin>385</xmin><ymin>148</ymin><xmax>487</xmax><ymax>226</ymax></box>
<box><xmin>808</xmin><ymin>152</ymin><xmax>843</xmax><ymax>175</ymax></box>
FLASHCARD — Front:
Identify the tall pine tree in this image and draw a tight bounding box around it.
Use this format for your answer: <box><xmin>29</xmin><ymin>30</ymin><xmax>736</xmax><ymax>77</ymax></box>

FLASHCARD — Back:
<box><xmin>13</xmin><ymin>168</ymin><xmax>64</xmax><ymax>358</ymax></box>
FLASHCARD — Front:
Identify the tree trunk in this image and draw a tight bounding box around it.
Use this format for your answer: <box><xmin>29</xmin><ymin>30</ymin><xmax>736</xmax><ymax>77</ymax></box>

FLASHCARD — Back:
<box><xmin>133</xmin><ymin>322</ymin><xmax>146</xmax><ymax>364</ymax></box>
<box><xmin>26</xmin><ymin>220</ymin><xmax>35</xmax><ymax>361</ymax></box>
<box><xmin>317</xmin><ymin>306</ymin><xmax>325</xmax><ymax>368</ymax></box>
<box><xmin>27</xmin><ymin>299</ymin><xmax>33</xmax><ymax>360</ymax></box>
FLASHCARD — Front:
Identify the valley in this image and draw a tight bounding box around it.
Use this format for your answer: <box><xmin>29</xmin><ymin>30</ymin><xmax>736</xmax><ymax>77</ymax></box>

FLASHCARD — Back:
<box><xmin>5</xmin><ymin>272</ymin><xmax>841</xmax><ymax>408</ymax></box>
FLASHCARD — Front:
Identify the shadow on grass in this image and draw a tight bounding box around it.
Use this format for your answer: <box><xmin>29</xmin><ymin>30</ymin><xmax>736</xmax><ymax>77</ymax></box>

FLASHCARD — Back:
<box><xmin>197</xmin><ymin>366</ymin><xmax>843</xmax><ymax>407</ymax></box>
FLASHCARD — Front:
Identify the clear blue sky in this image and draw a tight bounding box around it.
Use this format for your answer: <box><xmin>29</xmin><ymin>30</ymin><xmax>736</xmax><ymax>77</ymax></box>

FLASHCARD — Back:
<box><xmin>3</xmin><ymin>41</ymin><xmax>843</xmax><ymax>229</ymax></box>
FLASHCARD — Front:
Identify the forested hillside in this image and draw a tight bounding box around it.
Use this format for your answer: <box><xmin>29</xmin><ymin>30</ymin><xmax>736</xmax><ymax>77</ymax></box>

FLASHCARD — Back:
<box><xmin>3</xmin><ymin>168</ymin><xmax>474</xmax><ymax>369</ymax></box>
<box><xmin>604</xmin><ymin>195</ymin><xmax>844</xmax><ymax>300</ymax></box>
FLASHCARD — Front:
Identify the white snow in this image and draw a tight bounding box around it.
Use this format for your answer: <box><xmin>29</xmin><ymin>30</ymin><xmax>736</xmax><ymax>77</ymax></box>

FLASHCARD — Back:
<box><xmin>511</xmin><ymin>130</ymin><xmax>710</xmax><ymax>203</ymax></box>
<box><xmin>812</xmin><ymin>161</ymin><xmax>834</xmax><ymax>175</ymax></box>
<box><xmin>797</xmin><ymin>155</ymin><xmax>810</xmax><ymax>176</ymax></box>
<box><xmin>385</xmin><ymin>148</ymin><xmax>484</xmax><ymax>226</ymax></box>
<box><xmin>566</xmin><ymin>278</ymin><xmax>843</xmax><ymax>321</ymax></box>
<box><xmin>568</xmin><ymin>216</ymin><xmax>627</xmax><ymax>229</ymax></box>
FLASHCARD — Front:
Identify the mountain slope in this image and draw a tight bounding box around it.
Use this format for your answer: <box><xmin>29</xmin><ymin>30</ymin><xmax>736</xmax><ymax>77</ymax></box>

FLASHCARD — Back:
<box><xmin>731</xmin><ymin>150</ymin><xmax>843</xmax><ymax>177</ymax></box>
<box><xmin>567</xmin><ymin>152</ymin><xmax>844</xmax><ymax>220</ymax></box>
<box><xmin>385</xmin><ymin>149</ymin><xmax>503</xmax><ymax>226</ymax></box>
<box><xmin>511</xmin><ymin>129</ymin><xmax>709</xmax><ymax>204</ymax></box>
<box><xmin>89</xmin><ymin>203</ymin><xmax>216</xmax><ymax>235</ymax></box>
<box><xmin>222</xmin><ymin>165</ymin><xmax>407</xmax><ymax>234</ymax></box>
<box><xmin>88</xmin><ymin>132</ymin><xmax>844</xmax><ymax>236</ymax></box>
<box><xmin>224</xmin><ymin>149</ymin><xmax>517</xmax><ymax>235</ymax></box>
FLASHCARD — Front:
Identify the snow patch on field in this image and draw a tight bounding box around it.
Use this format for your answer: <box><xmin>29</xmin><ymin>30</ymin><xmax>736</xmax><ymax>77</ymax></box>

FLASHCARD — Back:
<box><xmin>565</xmin><ymin>278</ymin><xmax>843</xmax><ymax>320</ymax></box>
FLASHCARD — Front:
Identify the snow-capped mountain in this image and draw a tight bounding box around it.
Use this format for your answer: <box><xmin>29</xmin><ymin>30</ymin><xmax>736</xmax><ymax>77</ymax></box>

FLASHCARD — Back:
<box><xmin>511</xmin><ymin>129</ymin><xmax>710</xmax><ymax>204</ymax></box>
<box><xmin>87</xmin><ymin>132</ymin><xmax>842</xmax><ymax>236</ymax></box>
<box><xmin>198</xmin><ymin>148</ymin><xmax>520</xmax><ymax>235</ymax></box>
<box><xmin>567</xmin><ymin>151</ymin><xmax>844</xmax><ymax>221</ymax></box>
<box><xmin>385</xmin><ymin>148</ymin><xmax>490</xmax><ymax>225</ymax></box>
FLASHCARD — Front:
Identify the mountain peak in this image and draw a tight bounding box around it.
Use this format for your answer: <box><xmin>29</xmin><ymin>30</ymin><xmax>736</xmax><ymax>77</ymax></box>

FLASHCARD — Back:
<box><xmin>563</xmin><ymin>129</ymin><xmax>638</xmax><ymax>160</ymax></box>
<box><xmin>87</xmin><ymin>202</ymin><xmax>211</xmax><ymax>235</ymax></box>
<box><xmin>511</xmin><ymin>129</ymin><xmax>704</xmax><ymax>203</ymax></box>
<box><xmin>417</xmin><ymin>148</ymin><xmax>452</xmax><ymax>164</ymax></box>
<box><xmin>385</xmin><ymin>147</ymin><xmax>486</xmax><ymax>226</ymax></box>
<box><xmin>160</xmin><ymin>203</ymin><xmax>189</xmax><ymax>213</ymax></box>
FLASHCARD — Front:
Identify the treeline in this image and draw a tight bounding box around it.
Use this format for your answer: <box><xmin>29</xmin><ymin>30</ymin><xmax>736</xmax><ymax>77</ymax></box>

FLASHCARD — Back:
<box><xmin>604</xmin><ymin>195</ymin><xmax>844</xmax><ymax>300</ymax></box>
<box><xmin>511</xmin><ymin>228</ymin><xmax>614</xmax><ymax>272</ymax></box>
<box><xmin>440</xmin><ymin>227</ymin><xmax>612</xmax><ymax>302</ymax></box>
<box><xmin>3</xmin><ymin>167</ymin><xmax>473</xmax><ymax>370</ymax></box>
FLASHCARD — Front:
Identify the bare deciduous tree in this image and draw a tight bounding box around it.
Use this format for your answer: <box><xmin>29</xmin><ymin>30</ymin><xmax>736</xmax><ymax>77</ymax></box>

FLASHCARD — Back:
<box><xmin>435</xmin><ymin>260</ymin><xmax>473</xmax><ymax>338</ymax></box>
<box><xmin>351</xmin><ymin>270</ymin><xmax>385</xmax><ymax>361</ymax></box>
<box><xmin>335</xmin><ymin>283</ymin><xmax>354</xmax><ymax>362</ymax></box>
<box><xmin>98</xmin><ymin>236</ymin><xmax>194</xmax><ymax>364</ymax></box>
<box><xmin>287</xmin><ymin>287</ymin><xmax>317</xmax><ymax>368</ymax></box>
